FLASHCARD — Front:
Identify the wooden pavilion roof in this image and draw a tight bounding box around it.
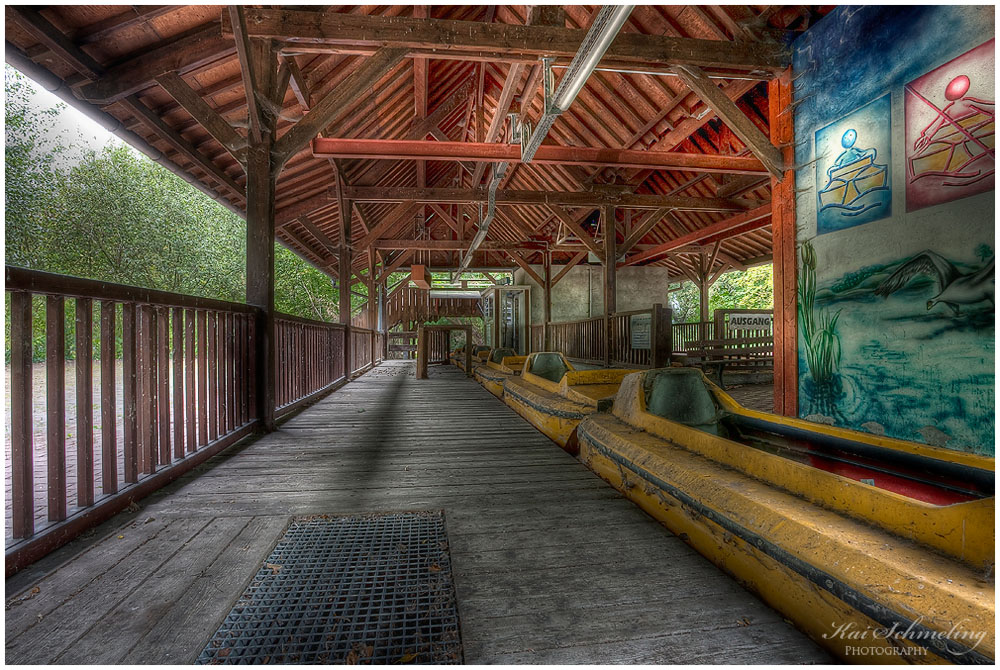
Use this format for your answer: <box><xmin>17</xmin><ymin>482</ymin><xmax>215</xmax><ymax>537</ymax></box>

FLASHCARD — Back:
<box><xmin>5</xmin><ymin>5</ymin><xmax>830</xmax><ymax>281</ymax></box>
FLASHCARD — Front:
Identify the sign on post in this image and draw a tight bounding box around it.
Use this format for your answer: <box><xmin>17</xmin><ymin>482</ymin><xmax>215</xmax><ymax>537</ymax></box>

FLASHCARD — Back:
<box><xmin>728</xmin><ymin>314</ymin><xmax>773</xmax><ymax>331</ymax></box>
<box><xmin>630</xmin><ymin>313</ymin><xmax>651</xmax><ymax>350</ymax></box>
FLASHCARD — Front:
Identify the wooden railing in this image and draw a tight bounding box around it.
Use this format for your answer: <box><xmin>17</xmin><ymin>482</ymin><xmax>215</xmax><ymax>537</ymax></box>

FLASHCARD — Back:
<box><xmin>428</xmin><ymin>329</ymin><xmax>451</xmax><ymax>363</ymax></box>
<box><xmin>672</xmin><ymin>321</ymin><xmax>716</xmax><ymax>353</ymax></box>
<box><xmin>274</xmin><ymin>314</ymin><xmax>346</xmax><ymax>417</ymax></box>
<box><xmin>529</xmin><ymin>324</ymin><xmax>543</xmax><ymax>353</ymax></box>
<box><xmin>539</xmin><ymin>305</ymin><xmax>672</xmax><ymax>369</ymax></box>
<box><xmin>384</xmin><ymin>284</ymin><xmax>480</xmax><ymax>330</ymax></box>
<box><xmin>350</xmin><ymin>327</ymin><xmax>378</xmax><ymax>375</ymax></box>
<box><xmin>5</xmin><ymin>266</ymin><xmax>386</xmax><ymax>572</ymax></box>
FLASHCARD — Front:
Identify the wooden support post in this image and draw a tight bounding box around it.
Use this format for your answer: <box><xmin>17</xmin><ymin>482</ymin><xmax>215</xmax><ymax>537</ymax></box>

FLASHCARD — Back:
<box><xmin>770</xmin><ymin>68</ymin><xmax>798</xmax><ymax>417</ymax></box>
<box><xmin>416</xmin><ymin>325</ymin><xmax>428</xmax><ymax>379</ymax></box>
<box><xmin>245</xmin><ymin>39</ymin><xmax>277</xmax><ymax>432</ymax></box>
<box><xmin>650</xmin><ymin>303</ymin><xmax>673</xmax><ymax>368</ymax></box>
<box><xmin>602</xmin><ymin>206</ymin><xmax>616</xmax><ymax>367</ymax></box>
<box><xmin>543</xmin><ymin>251</ymin><xmax>552</xmax><ymax>351</ymax></box>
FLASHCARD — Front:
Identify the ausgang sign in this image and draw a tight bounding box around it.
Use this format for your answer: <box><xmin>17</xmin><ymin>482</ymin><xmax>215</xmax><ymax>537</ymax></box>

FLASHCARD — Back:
<box><xmin>728</xmin><ymin>313</ymin><xmax>773</xmax><ymax>331</ymax></box>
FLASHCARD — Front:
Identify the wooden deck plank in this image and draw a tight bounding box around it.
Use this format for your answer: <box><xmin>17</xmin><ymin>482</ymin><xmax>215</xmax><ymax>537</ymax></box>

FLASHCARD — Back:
<box><xmin>5</xmin><ymin>360</ymin><xmax>828</xmax><ymax>663</ymax></box>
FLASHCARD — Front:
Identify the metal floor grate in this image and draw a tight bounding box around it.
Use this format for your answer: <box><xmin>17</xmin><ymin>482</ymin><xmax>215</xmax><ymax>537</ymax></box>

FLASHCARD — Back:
<box><xmin>197</xmin><ymin>512</ymin><xmax>462</xmax><ymax>664</ymax></box>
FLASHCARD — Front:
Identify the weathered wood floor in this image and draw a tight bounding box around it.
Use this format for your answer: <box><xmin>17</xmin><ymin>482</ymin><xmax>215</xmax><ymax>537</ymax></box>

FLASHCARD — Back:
<box><xmin>5</xmin><ymin>361</ymin><xmax>829</xmax><ymax>664</ymax></box>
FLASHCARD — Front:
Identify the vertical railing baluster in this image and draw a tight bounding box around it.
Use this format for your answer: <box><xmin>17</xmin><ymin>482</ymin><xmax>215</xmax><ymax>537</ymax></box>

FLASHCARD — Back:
<box><xmin>100</xmin><ymin>301</ymin><xmax>117</xmax><ymax>495</ymax></box>
<box><xmin>140</xmin><ymin>305</ymin><xmax>156</xmax><ymax>474</ymax></box>
<box><xmin>197</xmin><ymin>310</ymin><xmax>208</xmax><ymax>444</ymax></box>
<box><xmin>207</xmin><ymin>312</ymin><xmax>218</xmax><ymax>441</ymax></box>
<box><xmin>172</xmin><ymin>307</ymin><xmax>184</xmax><ymax>459</ymax></box>
<box><xmin>10</xmin><ymin>292</ymin><xmax>34</xmax><ymax>538</ymax></box>
<box><xmin>76</xmin><ymin>297</ymin><xmax>94</xmax><ymax>507</ymax></box>
<box><xmin>185</xmin><ymin>309</ymin><xmax>196</xmax><ymax>452</ymax></box>
<box><xmin>156</xmin><ymin>307</ymin><xmax>170</xmax><ymax>464</ymax></box>
<box><xmin>226</xmin><ymin>313</ymin><xmax>235</xmax><ymax>431</ymax></box>
<box><xmin>46</xmin><ymin>295</ymin><xmax>67</xmax><ymax>522</ymax></box>
<box><xmin>122</xmin><ymin>303</ymin><xmax>139</xmax><ymax>483</ymax></box>
<box><xmin>248</xmin><ymin>312</ymin><xmax>257</xmax><ymax>419</ymax></box>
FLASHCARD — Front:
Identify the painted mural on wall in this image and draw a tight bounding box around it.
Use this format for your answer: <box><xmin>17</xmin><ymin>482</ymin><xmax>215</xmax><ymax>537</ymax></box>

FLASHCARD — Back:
<box><xmin>816</xmin><ymin>95</ymin><xmax>891</xmax><ymax>233</ymax></box>
<box><xmin>797</xmin><ymin>242</ymin><xmax>994</xmax><ymax>454</ymax></box>
<box><xmin>793</xmin><ymin>6</ymin><xmax>995</xmax><ymax>455</ymax></box>
<box><xmin>905</xmin><ymin>39</ymin><xmax>995</xmax><ymax>211</ymax></box>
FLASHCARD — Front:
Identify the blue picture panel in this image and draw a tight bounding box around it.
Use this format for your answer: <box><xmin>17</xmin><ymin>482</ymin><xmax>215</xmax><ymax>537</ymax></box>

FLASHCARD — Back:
<box><xmin>815</xmin><ymin>95</ymin><xmax>892</xmax><ymax>234</ymax></box>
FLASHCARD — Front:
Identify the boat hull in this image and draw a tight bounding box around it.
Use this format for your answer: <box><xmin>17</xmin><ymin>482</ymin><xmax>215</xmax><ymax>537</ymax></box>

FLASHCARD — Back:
<box><xmin>502</xmin><ymin>375</ymin><xmax>591</xmax><ymax>453</ymax></box>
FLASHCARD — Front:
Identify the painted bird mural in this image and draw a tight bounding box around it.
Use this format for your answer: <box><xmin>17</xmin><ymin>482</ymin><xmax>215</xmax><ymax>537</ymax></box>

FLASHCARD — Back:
<box><xmin>874</xmin><ymin>250</ymin><xmax>994</xmax><ymax>315</ymax></box>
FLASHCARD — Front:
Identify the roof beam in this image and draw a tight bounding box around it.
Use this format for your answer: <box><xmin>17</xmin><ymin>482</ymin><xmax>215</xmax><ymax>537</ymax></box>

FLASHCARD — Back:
<box><xmin>120</xmin><ymin>94</ymin><xmax>246</xmax><ymax>197</ymax></box>
<box><xmin>377</xmin><ymin>249</ymin><xmax>414</xmax><ymax>283</ymax></box>
<box><xmin>227</xmin><ymin>6</ymin><xmax>265</xmax><ymax>144</ymax></box>
<box><xmin>619</xmin><ymin>207</ymin><xmax>672</xmax><ymax>255</ymax></box>
<box><xmin>549</xmin><ymin>207</ymin><xmax>603</xmax><ymax>260</ymax></box>
<box><xmin>272</xmin><ymin>47</ymin><xmax>408</xmax><ymax>170</ymax></box>
<box><xmin>341</xmin><ymin>186</ymin><xmax>755</xmax><ymax>211</ymax></box>
<box><xmin>373</xmin><ymin>240</ymin><xmax>547</xmax><ymax>251</ymax></box>
<box><xmin>77</xmin><ymin>24</ymin><xmax>235</xmax><ymax>104</ymax></box>
<box><xmin>224</xmin><ymin>9</ymin><xmax>788</xmax><ymax>76</ymax></box>
<box><xmin>552</xmin><ymin>251</ymin><xmax>588</xmax><ymax>286</ymax></box>
<box><xmin>506</xmin><ymin>250</ymin><xmax>544</xmax><ymax>285</ymax></box>
<box><xmin>621</xmin><ymin>203</ymin><xmax>772</xmax><ymax>266</ymax></box>
<box><xmin>673</xmin><ymin>64</ymin><xmax>785</xmax><ymax>180</ymax></box>
<box><xmin>313</xmin><ymin>138</ymin><xmax>768</xmax><ymax>175</ymax></box>
<box><xmin>352</xmin><ymin>201</ymin><xmax>422</xmax><ymax>253</ymax></box>
<box><xmin>10</xmin><ymin>7</ymin><xmax>104</xmax><ymax>79</ymax></box>
<box><xmin>155</xmin><ymin>71</ymin><xmax>248</xmax><ymax>166</ymax></box>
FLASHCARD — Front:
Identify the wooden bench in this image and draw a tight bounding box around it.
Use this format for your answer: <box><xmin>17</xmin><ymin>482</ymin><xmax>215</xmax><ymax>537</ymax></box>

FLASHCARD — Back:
<box><xmin>684</xmin><ymin>336</ymin><xmax>773</xmax><ymax>389</ymax></box>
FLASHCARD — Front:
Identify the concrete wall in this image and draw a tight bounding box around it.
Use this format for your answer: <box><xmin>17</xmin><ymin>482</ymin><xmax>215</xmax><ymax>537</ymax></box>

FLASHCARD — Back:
<box><xmin>792</xmin><ymin>6</ymin><xmax>994</xmax><ymax>453</ymax></box>
<box><xmin>512</xmin><ymin>263</ymin><xmax>679</xmax><ymax>323</ymax></box>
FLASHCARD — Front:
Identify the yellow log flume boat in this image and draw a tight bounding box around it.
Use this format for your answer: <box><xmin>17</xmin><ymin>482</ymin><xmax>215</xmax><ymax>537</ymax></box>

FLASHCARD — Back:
<box><xmin>502</xmin><ymin>352</ymin><xmax>631</xmax><ymax>454</ymax></box>
<box><xmin>454</xmin><ymin>345</ymin><xmax>490</xmax><ymax>372</ymax></box>
<box><xmin>577</xmin><ymin>367</ymin><xmax>994</xmax><ymax>664</ymax></box>
<box><xmin>473</xmin><ymin>347</ymin><xmax>528</xmax><ymax>398</ymax></box>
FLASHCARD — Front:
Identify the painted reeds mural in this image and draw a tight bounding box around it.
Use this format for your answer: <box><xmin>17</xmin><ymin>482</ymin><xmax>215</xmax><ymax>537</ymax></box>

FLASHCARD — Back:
<box><xmin>797</xmin><ymin>240</ymin><xmax>844</xmax><ymax>421</ymax></box>
<box><xmin>798</xmin><ymin>243</ymin><xmax>994</xmax><ymax>454</ymax></box>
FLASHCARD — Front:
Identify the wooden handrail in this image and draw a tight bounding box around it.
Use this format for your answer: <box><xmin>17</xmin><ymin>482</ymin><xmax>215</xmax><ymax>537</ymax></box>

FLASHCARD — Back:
<box><xmin>4</xmin><ymin>266</ymin><xmax>386</xmax><ymax>574</ymax></box>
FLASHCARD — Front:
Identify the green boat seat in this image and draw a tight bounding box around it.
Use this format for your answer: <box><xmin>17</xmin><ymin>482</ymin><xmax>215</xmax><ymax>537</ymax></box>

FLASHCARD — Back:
<box><xmin>491</xmin><ymin>347</ymin><xmax>517</xmax><ymax>364</ymax></box>
<box><xmin>644</xmin><ymin>368</ymin><xmax>723</xmax><ymax>436</ymax></box>
<box><xmin>530</xmin><ymin>353</ymin><xmax>569</xmax><ymax>383</ymax></box>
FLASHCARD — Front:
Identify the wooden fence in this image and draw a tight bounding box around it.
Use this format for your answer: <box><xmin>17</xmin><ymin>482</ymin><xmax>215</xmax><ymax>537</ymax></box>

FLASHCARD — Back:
<box><xmin>4</xmin><ymin>266</ymin><xmax>385</xmax><ymax>572</ymax></box>
<box><xmin>672</xmin><ymin>321</ymin><xmax>716</xmax><ymax>353</ymax></box>
<box><xmin>274</xmin><ymin>314</ymin><xmax>347</xmax><ymax>416</ymax></box>
<box><xmin>535</xmin><ymin>305</ymin><xmax>672</xmax><ymax>369</ymax></box>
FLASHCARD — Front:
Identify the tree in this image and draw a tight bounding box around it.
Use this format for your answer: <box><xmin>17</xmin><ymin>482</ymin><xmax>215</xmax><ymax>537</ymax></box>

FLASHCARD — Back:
<box><xmin>5</xmin><ymin>65</ymin><xmax>352</xmax><ymax>360</ymax></box>
<box><xmin>667</xmin><ymin>264</ymin><xmax>774</xmax><ymax>323</ymax></box>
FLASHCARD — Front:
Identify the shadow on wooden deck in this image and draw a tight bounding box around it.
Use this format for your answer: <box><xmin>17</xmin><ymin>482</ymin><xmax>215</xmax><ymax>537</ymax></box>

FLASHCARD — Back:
<box><xmin>4</xmin><ymin>361</ymin><xmax>829</xmax><ymax>664</ymax></box>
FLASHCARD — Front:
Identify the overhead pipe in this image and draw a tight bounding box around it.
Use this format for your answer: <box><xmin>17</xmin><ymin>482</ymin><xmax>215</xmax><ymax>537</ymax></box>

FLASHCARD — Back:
<box><xmin>520</xmin><ymin>5</ymin><xmax>635</xmax><ymax>163</ymax></box>
<box><xmin>455</xmin><ymin>5</ymin><xmax>634</xmax><ymax>277</ymax></box>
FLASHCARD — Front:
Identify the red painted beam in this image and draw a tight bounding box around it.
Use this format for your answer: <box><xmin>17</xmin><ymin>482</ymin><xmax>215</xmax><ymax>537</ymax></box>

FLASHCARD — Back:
<box><xmin>311</xmin><ymin>138</ymin><xmax>769</xmax><ymax>175</ymax></box>
<box><xmin>619</xmin><ymin>203</ymin><xmax>772</xmax><ymax>266</ymax></box>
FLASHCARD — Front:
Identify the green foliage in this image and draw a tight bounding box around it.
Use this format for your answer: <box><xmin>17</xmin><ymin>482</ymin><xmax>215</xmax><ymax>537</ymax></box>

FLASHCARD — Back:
<box><xmin>668</xmin><ymin>264</ymin><xmax>774</xmax><ymax>323</ymax></box>
<box><xmin>708</xmin><ymin>265</ymin><xmax>773</xmax><ymax>314</ymax></box>
<box><xmin>5</xmin><ymin>66</ymin><xmax>343</xmax><ymax>361</ymax></box>
<box><xmin>798</xmin><ymin>240</ymin><xmax>841</xmax><ymax>382</ymax></box>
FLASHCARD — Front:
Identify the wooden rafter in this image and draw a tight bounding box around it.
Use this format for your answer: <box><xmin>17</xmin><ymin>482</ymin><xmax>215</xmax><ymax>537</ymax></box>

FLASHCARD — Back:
<box><xmin>621</xmin><ymin>203</ymin><xmax>772</xmax><ymax>266</ymax></box>
<box><xmin>506</xmin><ymin>250</ymin><xmax>544</xmax><ymax>285</ymax></box>
<box><xmin>313</xmin><ymin>138</ymin><xmax>768</xmax><ymax>175</ymax></box>
<box><xmin>673</xmin><ymin>64</ymin><xmax>785</xmax><ymax>179</ymax></box>
<box><xmin>155</xmin><ymin>71</ymin><xmax>247</xmax><ymax>165</ymax></box>
<box><xmin>549</xmin><ymin>208</ymin><xmax>603</xmax><ymax>260</ymax></box>
<box><xmin>552</xmin><ymin>251</ymin><xmax>589</xmax><ymax>286</ymax></box>
<box><xmin>273</xmin><ymin>47</ymin><xmax>408</xmax><ymax>169</ymax></box>
<box><xmin>341</xmin><ymin>186</ymin><xmax>756</xmax><ymax>211</ymax></box>
<box><xmin>228</xmin><ymin>6</ymin><xmax>264</xmax><ymax>144</ymax></box>
<box><xmin>225</xmin><ymin>9</ymin><xmax>789</xmax><ymax>75</ymax></box>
